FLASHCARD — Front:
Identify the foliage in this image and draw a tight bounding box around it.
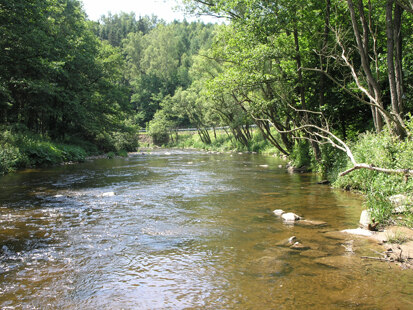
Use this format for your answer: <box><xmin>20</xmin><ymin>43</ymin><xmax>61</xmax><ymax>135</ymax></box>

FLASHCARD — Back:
<box><xmin>147</xmin><ymin>110</ymin><xmax>171</xmax><ymax>145</ymax></box>
<box><xmin>290</xmin><ymin>141</ymin><xmax>312</xmax><ymax>169</ymax></box>
<box><xmin>331</xmin><ymin>125</ymin><xmax>413</xmax><ymax>226</ymax></box>
<box><xmin>0</xmin><ymin>127</ymin><xmax>88</xmax><ymax>175</ymax></box>
<box><xmin>122</xmin><ymin>21</ymin><xmax>217</xmax><ymax>126</ymax></box>
<box><xmin>169</xmin><ymin>129</ymin><xmax>281</xmax><ymax>155</ymax></box>
<box><xmin>0</xmin><ymin>0</ymin><xmax>138</xmax><ymax>155</ymax></box>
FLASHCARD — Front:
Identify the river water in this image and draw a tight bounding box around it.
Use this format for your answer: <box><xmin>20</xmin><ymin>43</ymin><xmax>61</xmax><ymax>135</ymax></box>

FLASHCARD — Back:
<box><xmin>0</xmin><ymin>149</ymin><xmax>412</xmax><ymax>309</ymax></box>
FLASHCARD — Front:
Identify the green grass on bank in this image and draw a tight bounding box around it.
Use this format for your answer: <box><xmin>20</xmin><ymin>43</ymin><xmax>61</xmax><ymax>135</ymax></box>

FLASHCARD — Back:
<box><xmin>0</xmin><ymin>127</ymin><xmax>137</xmax><ymax>175</ymax></box>
<box><xmin>332</xmin><ymin>129</ymin><xmax>413</xmax><ymax>228</ymax></box>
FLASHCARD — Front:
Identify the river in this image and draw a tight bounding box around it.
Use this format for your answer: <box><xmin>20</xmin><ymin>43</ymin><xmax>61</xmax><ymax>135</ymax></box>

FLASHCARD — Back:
<box><xmin>0</xmin><ymin>149</ymin><xmax>412</xmax><ymax>309</ymax></box>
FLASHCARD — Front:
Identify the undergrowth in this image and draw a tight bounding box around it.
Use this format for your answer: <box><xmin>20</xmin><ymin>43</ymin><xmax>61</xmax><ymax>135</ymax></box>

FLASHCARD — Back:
<box><xmin>168</xmin><ymin>130</ymin><xmax>282</xmax><ymax>155</ymax></box>
<box><xmin>332</xmin><ymin>128</ymin><xmax>413</xmax><ymax>228</ymax></box>
<box><xmin>0</xmin><ymin>126</ymin><xmax>133</xmax><ymax>175</ymax></box>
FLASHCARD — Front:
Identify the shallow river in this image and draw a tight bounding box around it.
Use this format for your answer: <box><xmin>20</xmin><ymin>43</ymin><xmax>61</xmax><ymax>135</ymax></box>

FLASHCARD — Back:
<box><xmin>0</xmin><ymin>149</ymin><xmax>412</xmax><ymax>309</ymax></box>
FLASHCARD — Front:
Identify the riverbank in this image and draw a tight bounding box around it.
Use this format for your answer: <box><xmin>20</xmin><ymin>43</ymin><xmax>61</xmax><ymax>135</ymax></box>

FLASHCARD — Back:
<box><xmin>0</xmin><ymin>128</ymin><xmax>133</xmax><ymax>176</ymax></box>
<box><xmin>154</xmin><ymin>129</ymin><xmax>413</xmax><ymax>265</ymax></box>
<box><xmin>158</xmin><ymin>129</ymin><xmax>413</xmax><ymax>229</ymax></box>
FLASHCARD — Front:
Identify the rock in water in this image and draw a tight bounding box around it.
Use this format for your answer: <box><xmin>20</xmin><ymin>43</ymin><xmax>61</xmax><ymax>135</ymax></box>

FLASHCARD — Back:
<box><xmin>359</xmin><ymin>210</ymin><xmax>372</xmax><ymax>227</ymax></box>
<box><xmin>102</xmin><ymin>192</ymin><xmax>115</xmax><ymax>197</ymax></box>
<box><xmin>288</xmin><ymin>236</ymin><xmax>297</xmax><ymax>244</ymax></box>
<box><xmin>290</xmin><ymin>242</ymin><xmax>310</xmax><ymax>250</ymax></box>
<box><xmin>273</xmin><ymin>209</ymin><xmax>285</xmax><ymax>216</ymax></box>
<box><xmin>282</xmin><ymin>212</ymin><xmax>301</xmax><ymax>222</ymax></box>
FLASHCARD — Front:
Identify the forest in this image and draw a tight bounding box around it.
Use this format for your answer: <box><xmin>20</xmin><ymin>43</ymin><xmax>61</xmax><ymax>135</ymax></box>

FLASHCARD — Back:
<box><xmin>1</xmin><ymin>1</ymin><xmax>413</xmax><ymax>225</ymax></box>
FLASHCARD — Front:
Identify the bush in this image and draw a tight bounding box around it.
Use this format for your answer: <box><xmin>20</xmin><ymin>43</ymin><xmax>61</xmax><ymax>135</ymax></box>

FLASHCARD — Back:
<box><xmin>147</xmin><ymin>111</ymin><xmax>171</xmax><ymax>146</ymax></box>
<box><xmin>290</xmin><ymin>140</ymin><xmax>311</xmax><ymax>168</ymax></box>
<box><xmin>0</xmin><ymin>126</ymin><xmax>89</xmax><ymax>174</ymax></box>
<box><xmin>331</xmin><ymin>127</ymin><xmax>413</xmax><ymax>227</ymax></box>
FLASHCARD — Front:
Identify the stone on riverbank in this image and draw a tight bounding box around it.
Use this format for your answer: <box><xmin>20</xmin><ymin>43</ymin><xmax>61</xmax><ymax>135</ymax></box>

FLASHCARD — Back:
<box><xmin>359</xmin><ymin>210</ymin><xmax>372</xmax><ymax>227</ymax></box>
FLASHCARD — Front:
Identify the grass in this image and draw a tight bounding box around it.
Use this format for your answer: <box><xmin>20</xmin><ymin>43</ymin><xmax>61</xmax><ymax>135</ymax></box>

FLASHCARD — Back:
<box><xmin>331</xmin><ymin>128</ymin><xmax>413</xmax><ymax>228</ymax></box>
<box><xmin>0</xmin><ymin>127</ymin><xmax>132</xmax><ymax>175</ymax></box>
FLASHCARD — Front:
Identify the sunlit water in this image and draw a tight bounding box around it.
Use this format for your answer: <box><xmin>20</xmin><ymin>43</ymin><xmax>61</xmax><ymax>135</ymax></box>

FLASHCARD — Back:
<box><xmin>0</xmin><ymin>149</ymin><xmax>412</xmax><ymax>309</ymax></box>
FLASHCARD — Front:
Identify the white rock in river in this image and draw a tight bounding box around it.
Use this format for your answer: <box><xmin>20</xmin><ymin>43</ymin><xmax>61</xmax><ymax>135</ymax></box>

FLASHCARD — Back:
<box><xmin>273</xmin><ymin>209</ymin><xmax>285</xmax><ymax>216</ymax></box>
<box><xmin>359</xmin><ymin>210</ymin><xmax>372</xmax><ymax>227</ymax></box>
<box><xmin>102</xmin><ymin>192</ymin><xmax>115</xmax><ymax>197</ymax></box>
<box><xmin>282</xmin><ymin>212</ymin><xmax>301</xmax><ymax>222</ymax></box>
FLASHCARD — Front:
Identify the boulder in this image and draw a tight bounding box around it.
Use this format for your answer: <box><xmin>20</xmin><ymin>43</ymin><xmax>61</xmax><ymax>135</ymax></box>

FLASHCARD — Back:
<box><xmin>273</xmin><ymin>209</ymin><xmax>285</xmax><ymax>216</ymax></box>
<box><xmin>282</xmin><ymin>212</ymin><xmax>301</xmax><ymax>222</ymax></box>
<box><xmin>359</xmin><ymin>210</ymin><xmax>372</xmax><ymax>227</ymax></box>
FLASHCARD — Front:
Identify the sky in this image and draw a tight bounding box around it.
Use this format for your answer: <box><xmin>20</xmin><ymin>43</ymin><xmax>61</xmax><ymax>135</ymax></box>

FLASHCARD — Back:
<box><xmin>80</xmin><ymin>0</ymin><xmax>217</xmax><ymax>23</ymax></box>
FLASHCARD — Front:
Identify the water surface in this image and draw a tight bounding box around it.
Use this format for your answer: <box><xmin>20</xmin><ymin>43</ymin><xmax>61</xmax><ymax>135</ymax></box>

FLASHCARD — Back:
<box><xmin>0</xmin><ymin>150</ymin><xmax>412</xmax><ymax>309</ymax></box>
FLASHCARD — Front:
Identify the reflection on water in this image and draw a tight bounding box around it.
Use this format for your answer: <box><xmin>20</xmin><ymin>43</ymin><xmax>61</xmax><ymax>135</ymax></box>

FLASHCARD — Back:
<box><xmin>0</xmin><ymin>150</ymin><xmax>412</xmax><ymax>309</ymax></box>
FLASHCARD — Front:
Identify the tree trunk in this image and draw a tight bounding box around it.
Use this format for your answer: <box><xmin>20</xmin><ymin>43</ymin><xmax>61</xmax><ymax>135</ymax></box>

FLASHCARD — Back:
<box><xmin>293</xmin><ymin>27</ymin><xmax>321</xmax><ymax>161</ymax></box>
<box><xmin>347</xmin><ymin>0</ymin><xmax>390</xmax><ymax>132</ymax></box>
<box><xmin>386</xmin><ymin>0</ymin><xmax>406</xmax><ymax>137</ymax></box>
<box><xmin>394</xmin><ymin>3</ymin><xmax>404</xmax><ymax>115</ymax></box>
<box><xmin>319</xmin><ymin>0</ymin><xmax>331</xmax><ymax>109</ymax></box>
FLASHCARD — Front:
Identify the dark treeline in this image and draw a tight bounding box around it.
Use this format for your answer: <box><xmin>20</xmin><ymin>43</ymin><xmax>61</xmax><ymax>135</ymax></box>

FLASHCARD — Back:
<box><xmin>0</xmin><ymin>0</ymin><xmax>132</xmax><ymax>149</ymax></box>
<box><xmin>0</xmin><ymin>0</ymin><xmax>216</xmax><ymax>173</ymax></box>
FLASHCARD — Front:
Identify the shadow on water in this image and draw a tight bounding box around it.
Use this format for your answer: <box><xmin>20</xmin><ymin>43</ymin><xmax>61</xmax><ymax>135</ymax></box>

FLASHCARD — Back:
<box><xmin>0</xmin><ymin>149</ymin><xmax>412</xmax><ymax>309</ymax></box>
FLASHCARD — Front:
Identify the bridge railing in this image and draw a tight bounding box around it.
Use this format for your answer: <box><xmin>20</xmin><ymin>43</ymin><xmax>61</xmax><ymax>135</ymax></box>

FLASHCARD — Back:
<box><xmin>139</xmin><ymin>125</ymin><xmax>258</xmax><ymax>133</ymax></box>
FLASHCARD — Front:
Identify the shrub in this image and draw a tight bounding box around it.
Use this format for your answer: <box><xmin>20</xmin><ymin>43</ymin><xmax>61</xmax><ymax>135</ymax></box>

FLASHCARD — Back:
<box><xmin>290</xmin><ymin>140</ymin><xmax>311</xmax><ymax>168</ymax></box>
<box><xmin>331</xmin><ymin>126</ymin><xmax>413</xmax><ymax>227</ymax></box>
<box><xmin>147</xmin><ymin>111</ymin><xmax>170</xmax><ymax>146</ymax></box>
